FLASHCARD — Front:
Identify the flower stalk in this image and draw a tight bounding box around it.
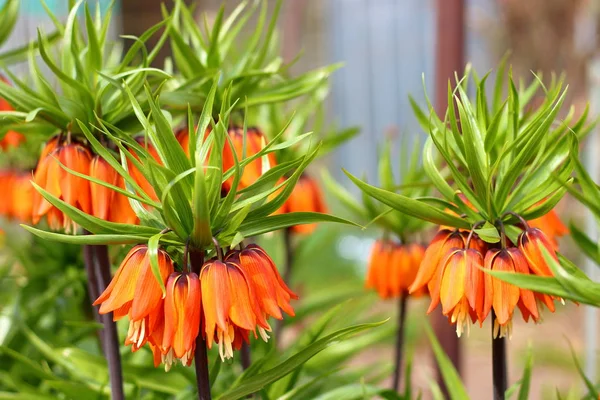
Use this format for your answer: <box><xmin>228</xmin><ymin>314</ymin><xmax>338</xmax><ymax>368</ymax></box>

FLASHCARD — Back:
<box><xmin>491</xmin><ymin>310</ymin><xmax>507</xmax><ymax>400</ymax></box>
<box><xmin>189</xmin><ymin>247</ymin><xmax>211</xmax><ymax>400</ymax></box>
<box><xmin>274</xmin><ymin>227</ymin><xmax>294</xmax><ymax>343</ymax></box>
<box><xmin>83</xmin><ymin>243</ymin><xmax>124</xmax><ymax>400</ymax></box>
<box><xmin>240</xmin><ymin>342</ymin><xmax>252</xmax><ymax>370</ymax></box>
<box><xmin>392</xmin><ymin>292</ymin><xmax>408</xmax><ymax>392</ymax></box>
<box><xmin>82</xmin><ymin>243</ymin><xmax>104</xmax><ymax>349</ymax></box>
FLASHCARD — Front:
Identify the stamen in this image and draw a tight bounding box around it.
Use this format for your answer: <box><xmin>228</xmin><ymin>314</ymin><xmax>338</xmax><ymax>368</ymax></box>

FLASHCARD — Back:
<box><xmin>136</xmin><ymin>318</ymin><xmax>146</xmax><ymax>347</ymax></box>
<box><xmin>258</xmin><ymin>327</ymin><xmax>270</xmax><ymax>342</ymax></box>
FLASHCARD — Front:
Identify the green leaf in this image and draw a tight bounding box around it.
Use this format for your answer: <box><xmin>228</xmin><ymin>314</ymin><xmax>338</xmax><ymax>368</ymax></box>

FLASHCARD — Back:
<box><xmin>321</xmin><ymin>169</ymin><xmax>367</xmax><ymax>220</ymax></box>
<box><xmin>0</xmin><ymin>0</ymin><xmax>19</xmax><ymax>47</ymax></box>
<box><xmin>568</xmin><ymin>340</ymin><xmax>598</xmax><ymax>398</ymax></box>
<box><xmin>237</xmin><ymin>212</ymin><xmax>360</xmax><ymax>238</ymax></box>
<box><xmin>21</xmin><ymin>225</ymin><xmax>166</xmax><ymax>246</ymax></box>
<box><xmin>517</xmin><ymin>345</ymin><xmax>533</xmax><ymax>400</ymax></box>
<box><xmin>191</xmin><ymin>153</ymin><xmax>212</xmax><ymax>247</ymax></box>
<box><xmin>570</xmin><ymin>223</ymin><xmax>600</xmax><ymax>265</ymax></box>
<box><xmin>474</xmin><ymin>222</ymin><xmax>500</xmax><ymax>244</ymax></box>
<box><xmin>84</xmin><ymin>3</ymin><xmax>102</xmax><ymax>73</ymax></box>
<box><xmin>425</xmin><ymin>323</ymin><xmax>469</xmax><ymax>400</ymax></box>
<box><xmin>30</xmin><ymin>181</ymin><xmax>159</xmax><ymax>237</ymax></box>
<box><xmin>148</xmin><ymin>233</ymin><xmax>167</xmax><ymax>296</ymax></box>
<box><xmin>481</xmin><ymin>268</ymin><xmax>590</xmax><ymax>305</ymax></box>
<box><xmin>217</xmin><ymin>320</ymin><xmax>387</xmax><ymax>400</ymax></box>
<box><xmin>344</xmin><ymin>170</ymin><xmax>470</xmax><ymax>229</ymax></box>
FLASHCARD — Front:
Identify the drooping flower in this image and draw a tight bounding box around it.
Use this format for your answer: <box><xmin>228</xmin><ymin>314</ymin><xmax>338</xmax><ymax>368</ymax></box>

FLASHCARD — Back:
<box><xmin>94</xmin><ymin>245</ymin><xmax>174</xmax><ymax>350</ymax></box>
<box><xmin>0</xmin><ymin>76</ymin><xmax>25</xmax><ymax>150</ymax></box>
<box><xmin>222</xmin><ymin>127</ymin><xmax>276</xmax><ymax>191</ymax></box>
<box><xmin>409</xmin><ymin>229</ymin><xmax>474</xmax><ymax>311</ymax></box>
<box><xmin>90</xmin><ymin>155</ymin><xmax>137</xmax><ymax>224</ymax></box>
<box><xmin>481</xmin><ymin>248</ymin><xmax>525</xmax><ymax>338</ymax></box>
<box><xmin>439</xmin><ymin>248</ymin><xmax>486</xmax><ymax>337</ymax></box>
<box><xmin>278</xmin><ymin>174</ymin><xmax>328</xmax><ymax>234</ymax></box>
<box><xmin>481</xmin><ymin>243</ymin><xmax>558</xmax><ymax>338</ymax></box>
<box><xmin>161</xmin><ymin>272</ymin><xmax>201</xmax><ymax>371</ymax></box>
<box><xmin>32</xmin><ymin>138</ymin><xmax>92</xmax><ymax>231</ymax></box>
<box><xmin>127</xmin><ymin>137</ymin><xmax>162</xmax><ymax>202</ymax></box>
<box><xmin>528</xmin><ymin>209</ymin><xmax>568</xmax><ymax>249</ymax></box>
<box><xmin>200</xmin><ymin>257</ymin><xmax>270</xmax><ymax>360</ymax></box>
<box><xmin>0</xmin><ymin>170</ymin><xmax>15</xmax><ymax>218</ymax></box>
<box><xmin>518</xmin><ymin>227</ymin><xmax>558</xmax><ymax>277</ymax></box>
<box><xmin>11</xmin><ymin>172</ymin><xmax>34</xmax><ymax>223</ymax></box>
<box><xmin>232</xmin><ymin>244</ymin><xmax>298</xmax><ymax>320</ymax></box>
<box><xmin>366</xmin><ymin>240</ymin><xmax>426</xmax><ymax>299</ymax></box>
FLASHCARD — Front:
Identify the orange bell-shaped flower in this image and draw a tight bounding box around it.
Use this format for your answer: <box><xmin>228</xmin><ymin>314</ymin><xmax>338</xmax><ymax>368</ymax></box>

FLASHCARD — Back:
<box><xmin>32</xmin><ymin>139</ymin><xmax>92</xmax><ymax>231</ymax></box>
<box><xmin>529</xmin><ymin>208</ymin><xmax>568</xmax><ymax>248</ymax></box>
<box><xmin>483</xmin><ymin>249</ymin><xmax>524</xmax><ymax>338</ymax></box>
<box><xmin>200</xmin><ymin>257</ymin><xmax>270</xmax><ymax>360</ymax></box>
<box><xmin>439</xmin><ymin>248</ymin><xmax>486</xmax><ymax>336</ymax></box>
<box><xmin>162</xmin><ymin>271</ymin><xmax>201</xmax><ymax>370</ymax></box>
<box><xmin>518</xmin><ymin>227</ymin><xmax>557</xmax><ymax>277</ymax></box>
<box><xmin>94</xmin><ymin>245</ymin><xmax>174</xmax><ymax>350</ymax></box>
<box><xmin>0</xmin><ymin>76</ymin><xmax>25</xmax><ymax>150</ymax></box>
<box><xmin>366</xmin><ymin>240</ymin><xmax>426</xmax><ymax>299</ymax></box>
<box><xmin>11</xmin><ymin>172</ymin><xmax>34</xmax><ymax>223</ymax></box>
<box><xmin>232</xmin><ymin>244</ymin><xmax>298</xmax><ymax>320</ymax></box>
<box><xmin>0</xmin><ymin>170</ymin><xmax>15</xmax><ymax>218</ymax></box>
<box><xmin>280</xmin><ymin>174</ymin><xmax>328</xmax><ymax>234</ymax></box>
<box><xmin>222</xmin><ymin>127</ymin><xmax>276</xmax><ymax>191</ymax></box>
<box><xmin>409</xmin><ymin>229</ymin><xmax>468</xmax><ymax>310</ymax></box>
<box><xmin>0</xmin><ymin>131</ymin><xmax>25</xmax><ymax>150</ymax></box>
<box><xmin>90</xmin><ymin>156</ymin><xmax>137</xmax><ymax>224</ymax></box>
<box><xmin>127</xmin><ymin>137</ymin><xmax>162</xmax><ymax>202</ymax></box>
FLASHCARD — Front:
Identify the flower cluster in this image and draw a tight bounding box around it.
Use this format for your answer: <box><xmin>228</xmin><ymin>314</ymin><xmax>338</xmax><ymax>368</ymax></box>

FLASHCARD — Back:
<box><xmin>410</xmin><ymin>221</ymin><xmax>561</xmax><ymax>338</ymax></box>
<box><xmin>275</xmin><ymin>173</ymin><xmax>327</xmax><ymax>234</ymax></box>
<box><xmin>0</xmin><ymin>76</ymin><xmax>24</xmax><ymax>151</ymax></box>
<box><xmin>93</xmin><ymin>242</ymin><xmax>297</xmax><ymax>370</ymax></box>
<box><xmin>32</xmin><ymin>136</ymin><xmax>137</xmax><ymax>230</ymax></box>
<box><xmin>0</xmin><ymin>169</ymin><xmax>33</xmax><ymax>223</ymax></box>
<box><xmin>365</xmin><ymin>239</ymin><xmax>426</xmax><ymax>299</ymax></box>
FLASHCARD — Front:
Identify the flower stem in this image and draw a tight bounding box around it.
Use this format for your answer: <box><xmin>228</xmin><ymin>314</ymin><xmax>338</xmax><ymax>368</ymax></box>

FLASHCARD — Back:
<box><xmin>194</xmin><ymin>335</ymin><xmax>212</xmax><ymax>400</ymax></box>
<box><xmin>491</xmin><ymin>311</ymin><xmax>507</xmax><ymax>400</ymax></box>
<box><xmin>84</xmin><ymin>244</ymin><xmax>124</xmax><ymax>400</ymax></box>
<box><xmin>240</xmin><ymin>342</ymin><xmax>251</xmax><ymax>370</ymax></box>
<box><xmin>392</xmin><ymin>292</ymin><xmax>408</xmax><ymax>392</ymax></box>
<box><xmin>189</xmin><ymin>248</ymin><xmax>212</xmax><ymax>400</ymax></box>
<box><xmin>274</xmin><ymin>227</ymin><xmax>294</xmax><ymax>345</ymax></box>
<box><xmin>82</xmin><ymin>244</ymin><xmax>104</xmax><ymax>350</ymax></box>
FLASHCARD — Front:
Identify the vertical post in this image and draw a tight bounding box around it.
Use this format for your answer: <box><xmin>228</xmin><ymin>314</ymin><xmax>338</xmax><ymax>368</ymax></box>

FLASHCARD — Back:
<box><xmin>433</xmin><ymin>0</ymin><xmax>465</xmax><ymax>394</ymax></box>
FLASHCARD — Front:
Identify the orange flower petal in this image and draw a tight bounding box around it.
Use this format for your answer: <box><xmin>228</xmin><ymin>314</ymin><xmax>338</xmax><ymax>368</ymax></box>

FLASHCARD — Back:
<box><xmin>491</xmin><ymin>250</ymin><xmax>520</xmax><ymax>325</ymax></box>
<box><xmin>440</xmin><ymin>249</ymin><xmax>467</xmax><ymax>314</ymax></box>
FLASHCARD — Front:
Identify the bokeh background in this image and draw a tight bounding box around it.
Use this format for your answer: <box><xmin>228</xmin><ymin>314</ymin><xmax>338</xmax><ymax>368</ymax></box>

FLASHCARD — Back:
<box><xmin>2</xmin><ymin>0</ymin><xmax>599</xmax><ymax>398</ymax></box>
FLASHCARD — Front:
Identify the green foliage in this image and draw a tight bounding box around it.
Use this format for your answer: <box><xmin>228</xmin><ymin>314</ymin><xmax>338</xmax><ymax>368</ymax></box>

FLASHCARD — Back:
<box><xmin>354</xmin><ymin>65</ymin><xmax>591</xmax><ymax>243</ymax></box>
<box><xmin>325</xmin><ymin>136</ymin><xmax>432</xmax><ymax>240</ymax></box>
<box><xmin>0</xmin><ymin>1</ymin><xmax>387</xmax><ymax>399</ymax></box>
